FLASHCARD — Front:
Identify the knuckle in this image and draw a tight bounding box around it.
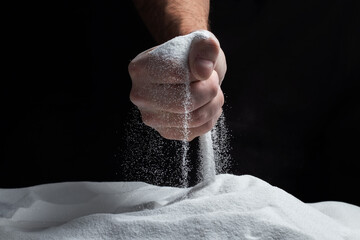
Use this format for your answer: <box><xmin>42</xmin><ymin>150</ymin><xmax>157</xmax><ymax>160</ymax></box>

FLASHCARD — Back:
<box><xmin>157</xmin><ymin>130</ymin><xmax>169</xmax><ymax>139</ymax></box>
<box><xmin>208</xmin><ymin>78</ymin><xmax>219</xmax><ymax>98</ymax></box>
<box><xmin>219</xmin><ymin>90</ymin><xmax>225</xmax><ymax>107</ymax></box>
<box><xmin>158</xmin><ymin>129</ymin><xmax>177</xmax><ymax>140</ymax></box>
<box><xmin>128</xmin><ymin>61</ymin><xmax>138</xmax><ymax>79</ymax></box>
<box><xmin>191</xmin><ymin>109</ymin><xmax>208</xmax><ymax>127</ymax></box>
<box><xmin>187</xmin><ymin>134</ymin><xmax>196</xmax><ymax>142</ymax></box>
<box><xmin>141</xmin><ymin>113</ymin><xmax>154</xmax><ymax>127</ymax></box>
<box><xmin>204</xmin><ymin>119</ymin><xmax>215</xmax><ymax>132</ymax></box>
<box><xmin>129</xmin><ymin>87</ymin><xmax>144</xmax><ymax>106</ymax></box>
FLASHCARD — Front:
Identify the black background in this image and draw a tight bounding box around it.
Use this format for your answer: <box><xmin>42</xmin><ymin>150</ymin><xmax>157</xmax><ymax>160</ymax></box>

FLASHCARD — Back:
<box><xmin>2</xmin><ymin>0</ymin><xmax>360</xmax><ymax>206</ymax></box>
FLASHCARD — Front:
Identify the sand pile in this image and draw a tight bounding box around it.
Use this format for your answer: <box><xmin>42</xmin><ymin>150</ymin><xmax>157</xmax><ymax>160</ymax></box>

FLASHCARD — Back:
<box><xmin>0</xmin><ymin>174</ymin><xmax>359</xmax><ymax>239</ymax></box>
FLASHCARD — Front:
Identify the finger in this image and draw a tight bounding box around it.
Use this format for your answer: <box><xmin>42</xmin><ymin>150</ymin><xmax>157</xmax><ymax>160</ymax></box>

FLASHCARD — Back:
<box><xmin>189</xmin><ymin>36</ymin><xmax>220</xmax><ymax>81</ymax></box>
<box><xmin>128</xmin><ymin>47</ymin><xmax>157</xmax><ymax>82</ymax></box>
<box><xmin>140</xmin><ymin>88</ymin><xmax>224</xmax><ymax>128</ymax></box>
<box><xmin>215</xmin><ymin>48</ymin><xmax>227</xmax><ymax>85</ymax></box>
<box><xmin>129</xmin><ymin>46</ymin><xmax>193</xmax><ymax>85</ymax></box>
<box><xmin>155</xmin><ymin>108</ymin><xmax>223</xmax><ymax>141</ymax></box>
<box><xmin>189</xmin><ymin>87</ymin><xmax>224</xmax><ymax>127</ymax></box>
<box><xmin>130</xmin><ymin>71</ymin><xmax>220</xmax><ymax>113</ymax></box>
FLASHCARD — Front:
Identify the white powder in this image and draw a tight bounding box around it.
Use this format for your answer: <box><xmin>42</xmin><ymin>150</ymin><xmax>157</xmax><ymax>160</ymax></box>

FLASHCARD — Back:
<box><xmin>1</xmin><ymin>174</ymin><xmax>359</xmax><ymax>239</ymax></box>
<box><xmin>149</xmin><ymin>30</ymin><xmax>224</xmax><ymax>186</ymax></box>
<box><xmin>211</xmin><ymin>113</ymin><xmax>231</xmax><ymax>174</ymax></box>
<box><xmin>199</xmin><ymin>132</ymin><xmax>215</xmax><ymax>182</ymax></box>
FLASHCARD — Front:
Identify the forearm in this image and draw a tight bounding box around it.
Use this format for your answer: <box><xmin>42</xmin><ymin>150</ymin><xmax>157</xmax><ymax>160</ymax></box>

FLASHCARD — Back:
<box><xmin>132</xmin><ymin>0</ymin><xmax>210</xmax><ymax>43</ymax></box>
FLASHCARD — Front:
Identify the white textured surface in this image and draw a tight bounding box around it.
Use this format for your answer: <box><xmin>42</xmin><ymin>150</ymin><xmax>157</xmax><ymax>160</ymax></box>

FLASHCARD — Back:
<box><xmin>149</xmin><ymin>30</ymin><xmax>210</xmax><ymax>71</ymax></box>
<box><xmin>1</xmin><ymin>174</ymin><xmax>359</xmax><ymax>240</ymax></box>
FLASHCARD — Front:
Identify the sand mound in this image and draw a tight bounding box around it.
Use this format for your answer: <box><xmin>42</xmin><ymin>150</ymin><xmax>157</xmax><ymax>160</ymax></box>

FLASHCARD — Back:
<box><xmin>1</xmin><ymin>174</ymin><xmax>359</xmax><ymax>239</ymax></box>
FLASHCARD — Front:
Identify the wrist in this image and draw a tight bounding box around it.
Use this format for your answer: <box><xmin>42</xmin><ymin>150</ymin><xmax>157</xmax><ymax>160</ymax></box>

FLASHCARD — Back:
<box><xmin>133</xmin><ymin>0</ymin><xmax>210</xmax><ymax>43</ymax></box>
<box><xmin>163</xmin><ymin>1</ymin><xmax>209</xmax><ymax>40</ymax></box>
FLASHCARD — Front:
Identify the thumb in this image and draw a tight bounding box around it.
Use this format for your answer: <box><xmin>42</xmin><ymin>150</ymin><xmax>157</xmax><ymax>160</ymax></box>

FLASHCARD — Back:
<box><xmin>189</xmin><ymin>36</ymin><xmax>220</xmax><ymax>81</ymax></box>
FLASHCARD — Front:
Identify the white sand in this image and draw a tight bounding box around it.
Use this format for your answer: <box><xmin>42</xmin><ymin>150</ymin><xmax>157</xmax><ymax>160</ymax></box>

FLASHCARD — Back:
<box><xmin>1</xmin><ymin>174</ymin><xmax>359</xmax><ymax>239</ymax></box>
<box><xmin>199</xmin><ymin>132</ymin><xmax>216</xmax><ymax>182</ymax></box>
<box><xmin>148</xmin><ymin>30</ymin><xmax>214</xmax><ymax>187</ymax></box>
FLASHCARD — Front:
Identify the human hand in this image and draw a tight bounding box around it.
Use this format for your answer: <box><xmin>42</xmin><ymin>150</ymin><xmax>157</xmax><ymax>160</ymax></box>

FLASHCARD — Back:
<box><xmin>128</xmin><ymin>31</ymin><xmax>227</xmax><ymax>141</ymax></box>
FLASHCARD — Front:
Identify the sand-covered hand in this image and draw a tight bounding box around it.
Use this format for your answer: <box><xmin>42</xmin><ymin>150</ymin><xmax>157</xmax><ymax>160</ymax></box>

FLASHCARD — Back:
<box><xmin>128</xmin><ymin>30</ymin><xmax>227</xmax><ymax>141</ymax></box>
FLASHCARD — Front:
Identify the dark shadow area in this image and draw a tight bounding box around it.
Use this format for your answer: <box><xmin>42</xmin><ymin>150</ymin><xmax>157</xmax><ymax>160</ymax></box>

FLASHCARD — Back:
<box><xmin>210</xmin><ymin>0</ymin><xmax>360</xmax><ymax>205</ymax></box>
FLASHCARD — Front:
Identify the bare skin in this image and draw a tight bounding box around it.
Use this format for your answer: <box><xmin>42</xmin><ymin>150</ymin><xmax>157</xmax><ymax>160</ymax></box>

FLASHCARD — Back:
<box><xmin>129</xmin><ymin>0</ymin><xmax>227</xmax><ymax>141</ymax></box>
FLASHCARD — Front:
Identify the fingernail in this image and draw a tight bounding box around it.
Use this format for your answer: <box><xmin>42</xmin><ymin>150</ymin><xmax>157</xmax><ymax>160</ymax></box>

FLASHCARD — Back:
<box><xmin>196</xmin><ymin>58</ymin><xmax>214</xmax><ymax>70</ymax></box>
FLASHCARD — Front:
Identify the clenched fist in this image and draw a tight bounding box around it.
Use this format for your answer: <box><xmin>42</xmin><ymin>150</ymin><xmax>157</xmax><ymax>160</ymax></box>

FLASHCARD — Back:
<box><xmin>128</xmin><ymin>31</ymin><xmax>227</xmax><ymax>141</ymax></box>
